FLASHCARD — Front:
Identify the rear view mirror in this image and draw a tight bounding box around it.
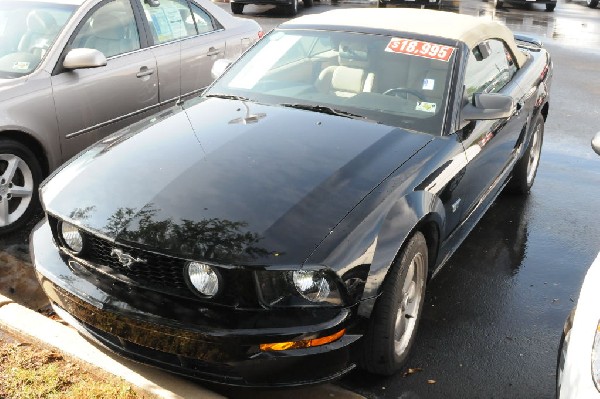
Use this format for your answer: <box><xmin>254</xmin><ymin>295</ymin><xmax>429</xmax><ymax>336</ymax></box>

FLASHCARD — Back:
<box><xmin>462</xmin><ymin>93</ymin><xmax>514</xmax><ymax>121</ymax></box>
<box><xmin>211</xmin><ymin>59</ymin><xmax>232</xmax><ymax>80</ymax></box>
<box><xmin>592</xmin><ymin>132</ymin><xmax>600</xmax><ymax>156</ymax></box>
<box><xmin>63</xmin><ymin>48</ymin><xmax>107</xmax><ymax>70</ymax></box>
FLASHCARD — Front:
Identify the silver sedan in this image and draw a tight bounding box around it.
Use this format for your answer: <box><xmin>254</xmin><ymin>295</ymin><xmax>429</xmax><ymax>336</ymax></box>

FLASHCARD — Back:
<box><xmin>0</xmin><ymin>0</ymin><xmax>261</xmax><ymax>233</ymax></box>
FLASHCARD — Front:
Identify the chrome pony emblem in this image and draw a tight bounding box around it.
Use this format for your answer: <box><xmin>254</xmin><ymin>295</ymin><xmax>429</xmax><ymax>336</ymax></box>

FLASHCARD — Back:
<box><xmin>110</xmin><ymin>248</ymin><xmax>147</xmax><ymax>269</ymax></box>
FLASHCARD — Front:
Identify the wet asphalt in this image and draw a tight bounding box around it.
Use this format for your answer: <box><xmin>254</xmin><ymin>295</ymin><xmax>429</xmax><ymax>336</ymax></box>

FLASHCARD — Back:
<box><xmin>1</xmin><ymin>0</ymin><xmax>599</xmax><ymax>398</ymax></box>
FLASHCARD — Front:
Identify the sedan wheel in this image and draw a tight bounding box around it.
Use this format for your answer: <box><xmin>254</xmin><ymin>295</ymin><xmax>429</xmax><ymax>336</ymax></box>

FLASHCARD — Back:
<box><xmin>546</xmin><ymin>2</ymin><xmax>556</xmax><ymax>11</ymax></box>
<box><xmin>507</xmin><ymin>114</ymin><xmax>544</xmax><ymax>194</ymax></box>
<box><xmin>361</xmin><ymin>232</ymin><xmax>428</xmax><ymax>375</ymax></box>
<box><xmin>587</xmin><ymin>0</ymin><xmax>599</xmax><ymax>7</ymax></box>
<box><xmin>0</xmin><ymin>140</ymin><xmax>42</xmax><ymax>234</ymax></box>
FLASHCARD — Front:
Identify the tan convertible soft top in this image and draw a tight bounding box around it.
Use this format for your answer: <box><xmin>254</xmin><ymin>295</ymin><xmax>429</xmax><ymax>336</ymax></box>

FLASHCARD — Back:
<box><xmin>283</xmin><ymin>9</ymin><xmax>527</xmax><ymax>68</ymax></box>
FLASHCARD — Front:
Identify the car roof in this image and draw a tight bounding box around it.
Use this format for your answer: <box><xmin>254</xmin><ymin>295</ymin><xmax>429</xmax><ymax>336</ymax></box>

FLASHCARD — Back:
<box><xmin>282</xmin><ymin>8</ymin><xmax>527</xmax><ymax>68</ymax></box>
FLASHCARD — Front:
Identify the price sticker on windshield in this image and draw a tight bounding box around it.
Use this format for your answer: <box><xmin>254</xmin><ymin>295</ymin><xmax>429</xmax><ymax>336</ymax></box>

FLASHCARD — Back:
<box><xmin>385</xmin><ymin>38</ymin><xmax>455</xmax><ymax>62</ymax></box>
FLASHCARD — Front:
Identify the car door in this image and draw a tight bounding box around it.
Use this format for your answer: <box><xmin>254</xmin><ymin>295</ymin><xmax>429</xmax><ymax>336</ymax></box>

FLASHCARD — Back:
<box><xmin>139</xmin><ymin>0</ymin><xmax>225</xmax><ymax>106</ymax></box>
<box><xmin>450</xmin><ymin>39</ymin><xmax>528</xmax><ymax>225</ymax></box>
<box><xmin>51</xmin><ymin>0</ymin><xmax>159</xmax><ymax>162</ymax></box>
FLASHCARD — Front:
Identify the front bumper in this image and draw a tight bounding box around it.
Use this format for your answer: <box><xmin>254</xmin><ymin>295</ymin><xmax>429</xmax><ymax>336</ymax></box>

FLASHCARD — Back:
<box><xmin>31</xmin><ymin>219</ymin><xmax>362</xmax><ymax>387</ymax></box>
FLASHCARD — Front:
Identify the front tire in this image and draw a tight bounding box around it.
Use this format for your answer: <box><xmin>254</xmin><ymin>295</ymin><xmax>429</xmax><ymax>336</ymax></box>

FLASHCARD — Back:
<box><xmin>361</xmin><ymin>232</ymin><xmax>428</xmax><ymax>375</ymax></box>
<box><xmin>377</xmin><ymin>0</ymin><xmax>387</xmax><ymax>7</ymax></box>
<box><xmin>507</xmin><ymin>114</ymin><xmax>544</xmax><ymax>195</ymax></box>
<box><xmin>494</xmin><ymin>0</ymin><xmax>504</xmax><ymax>8</ymax></box>
<box><xmin>304</xmin><ymin>0</ymin><xmax>313</xmax><ymax>8</ymax></box>
<box><xmin>546</xmin><ymin>2</ymin><xmax>556</xmax><ymax>11</ymax></box>
<box><xmin>231</xmin><ymin>2</ymin><xmax>244</xmax><ymax>14</ymax></box>
<box><xmin>0</xmin><ymin>139</ymin><xmax>43</xmax><ymax>234</ymax></box>
<box><xmin>587</xmin><ymin>0</ymin><xmax>598</xmax><ymax>8</ymax></box>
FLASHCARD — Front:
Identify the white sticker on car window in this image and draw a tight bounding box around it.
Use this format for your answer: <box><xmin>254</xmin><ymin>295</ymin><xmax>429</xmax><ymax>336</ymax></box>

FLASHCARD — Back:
<box><xmin>416</xmin><ymin>101</ymin><xmax>437</xmax><ymax>113</ymax></box>
<box><xmin>12</xmin><ymin>62</ymin><xmax>30</xmax><ymax>70</ymax></box>
<box><xmin>422</xmin><ymin>79</ymin><xmax>435</xmax><ymax>91</ymax></box>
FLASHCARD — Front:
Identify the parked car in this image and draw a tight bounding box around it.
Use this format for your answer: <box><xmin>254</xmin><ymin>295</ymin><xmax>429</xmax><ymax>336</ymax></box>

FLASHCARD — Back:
<box><xmin>556</xmin><ymin>133</ymin><xmax>600</xmax><ymax>398</ymax></box>
<box><xmin>229</xmin><ymin>0</ymin><xmax>310</xmax><ymax>16</ymax></box>
<box><xmin>31</xmin><ymin>8</ymin><xmax>552</xmax><ymax>386</ymax></box>
<box><xmin>491</xmin><ymin>0</ymin><xmax>557</xmax><ymax>11</ymax></box>
<box><xmin>377</xmin><ymin>0</ymin><xmax>440</xmax><ymax>8</ymax></box>
<box><xmin>0</xmin><ymin>0</ymin><xmax>262</xmax><ymax>234</ymax></box>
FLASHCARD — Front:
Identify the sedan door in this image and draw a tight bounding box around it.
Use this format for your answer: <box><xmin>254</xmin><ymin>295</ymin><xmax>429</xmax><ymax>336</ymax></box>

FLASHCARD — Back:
<box><xmin>51</xmin><ymin>0</ymin><xmax>158</xmax><ymax>162</ymax></box>
<box><xmin>139</xmin><ymin>0</ymin><xmax>227</xmax><ymax>105</ymax></box>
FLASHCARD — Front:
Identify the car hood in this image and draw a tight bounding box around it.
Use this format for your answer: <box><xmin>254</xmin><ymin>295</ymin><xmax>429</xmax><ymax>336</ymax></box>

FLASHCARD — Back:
<box><xmin>42</xmin><ymin>98</ymin><xmax>432</xmax><ymax>266</ymax></box>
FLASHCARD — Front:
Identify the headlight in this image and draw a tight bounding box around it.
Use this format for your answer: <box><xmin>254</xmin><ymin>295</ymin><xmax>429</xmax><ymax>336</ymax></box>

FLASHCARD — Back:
<box><xmin>593</xmin><ymin>320</ymin><xmax>600</xmax><ymax>392</ymax></box>
<box><xmin>292</xmin><ymin>270</ymin><xmax>331</xmax><ymax>302</ymax></box>
<box><xmin>60</xmin><ymin>221</ymin><xmax>83</xmax><ymax>253</ymax></box>
<box><xmin>255</xmin><ymin>269</ymin><xmax>343</xmax><ymax>307</ymax></box>
<box><xmin>186</xmin><ymin>262</ymin><xmax>220</xmax><ymax>297</ymax></box>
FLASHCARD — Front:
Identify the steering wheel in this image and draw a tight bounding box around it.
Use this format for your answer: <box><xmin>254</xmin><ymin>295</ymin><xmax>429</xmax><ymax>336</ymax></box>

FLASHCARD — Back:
<box><xmin>383</xmin><ymin>87</ymin><xmax>426</xmax><ymax>101</ymax></box>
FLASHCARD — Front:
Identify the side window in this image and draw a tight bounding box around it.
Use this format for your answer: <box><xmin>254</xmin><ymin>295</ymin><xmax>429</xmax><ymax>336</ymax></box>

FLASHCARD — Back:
<box><xmin>143</xmin><ymin>0</ymin><xmax>211</xmax><ymax>44</ymax></box>
<box><xmin>72</xmin><ymin>0</ymin><xmax>140</xmax><ymax>58</ymax></box>
<box><xmin>188</xmin><ymin>2</ymin><xmax>217</xmax><ymax>34</ymax></box>
<box><xmin>464</xmin><ymin>39</ymin><xmax>517</xmax><ymax>100</ymax></box>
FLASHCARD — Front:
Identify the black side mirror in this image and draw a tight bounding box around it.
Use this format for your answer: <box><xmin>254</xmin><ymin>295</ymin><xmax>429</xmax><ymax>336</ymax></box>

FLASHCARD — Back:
<box><xmin>462</xmin><ymin>92</ymin><xmax>514</xmax><ymax>121</ymax></box>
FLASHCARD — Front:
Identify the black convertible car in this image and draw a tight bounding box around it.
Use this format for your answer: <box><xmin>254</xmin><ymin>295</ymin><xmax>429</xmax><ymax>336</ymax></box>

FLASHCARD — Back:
<box><xmin>32</xmin><ymin>9</ymin><xmax>552</xmax><ymax>387</ymax></box>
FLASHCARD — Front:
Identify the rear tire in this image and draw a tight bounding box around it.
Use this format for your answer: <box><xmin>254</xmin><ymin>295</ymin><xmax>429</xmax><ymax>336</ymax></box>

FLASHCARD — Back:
<box><xmin>587</xmin><ymin>0</ymin><xmax>598</xmax><ymax>7</ymax></box>
<box><xmin>546</xmin><ymin>2</ymin><xmax>556</xmax><ymax>11</ymax></box>
<box><xmin>0</xmin><ymin>139</ymin><xmax>43</xmax><ymax>234</ymax></box>
<box><xmin>507</xmin><ymin>114</ymin><xmax>544</xmax><ymax>195</ymax></box>
<box><xmin>494</xmin><ymin>0</ymin><xmax>503</xmax><ymax>8</ymax></box>
<box><xmin>231</xmin><ymin>2</ymin><xmax>244</xmax><ymax>14</ymax></box>
<box><xmin>304</xmin><ymin>0</ymin><xmax>313</xmax><ymax>8</ymax></box>
<box><xmin>285</xmin><ymin>0</ymin><xmax>298</xmax><ymax>15</ymax></box>
<box><xmin>361</xmin><ymin>232</ymin><xmax>428</xmax><ymax>375</ymax></box>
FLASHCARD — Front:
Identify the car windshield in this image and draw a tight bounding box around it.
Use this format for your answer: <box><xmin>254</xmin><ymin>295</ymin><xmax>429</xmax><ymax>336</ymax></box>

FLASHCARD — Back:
<box><xmin>0</xmin><ymin>1</ymin><xmax>77</xmax><ymax>79</ymax></box>
<box><xmin>206</xmin><ymin>29</ymin><xmax>457</xmax><ymax>135</ymax></box>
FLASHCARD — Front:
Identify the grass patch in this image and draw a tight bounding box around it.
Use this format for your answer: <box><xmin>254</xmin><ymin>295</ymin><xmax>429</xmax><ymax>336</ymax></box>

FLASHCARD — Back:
<box><xmin>0</xmin><ymin>333</ymin><xmax>152</xmax><ymax>399</ymax></box>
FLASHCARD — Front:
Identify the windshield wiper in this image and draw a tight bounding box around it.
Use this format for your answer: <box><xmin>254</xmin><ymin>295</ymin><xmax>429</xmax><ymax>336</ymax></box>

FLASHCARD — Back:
<box><xmin>280</xmin><ymin>103</ymin><xmax>372</xmax><ymax>121</ymax></box>
<box><xmin>205</xmin><ymin>93</ymin><xmax>251</xmax><ymax>101</ymax></box>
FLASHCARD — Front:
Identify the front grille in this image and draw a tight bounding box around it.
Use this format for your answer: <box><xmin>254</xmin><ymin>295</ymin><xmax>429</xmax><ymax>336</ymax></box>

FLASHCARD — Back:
<box><xmin>83</xmin><ymin>232</ymin><xmax>188</xmax><ymax>294</ymax></box>
<box><xmin>48</xmin><ymin>215</ymin><xmax>260</xmax><ymax>306</ymax></box>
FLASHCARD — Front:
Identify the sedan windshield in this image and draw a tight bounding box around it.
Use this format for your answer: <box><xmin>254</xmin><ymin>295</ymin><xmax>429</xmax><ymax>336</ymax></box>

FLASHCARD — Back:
<box><xmin>0</xmin><ymin>1</ymin><xmax>76</xmax><ymax>78</ymax></box>
<box><xmin>207</xmin><ymin>29</ymin><xmax>457</xmax><ymax>135</ymax></box>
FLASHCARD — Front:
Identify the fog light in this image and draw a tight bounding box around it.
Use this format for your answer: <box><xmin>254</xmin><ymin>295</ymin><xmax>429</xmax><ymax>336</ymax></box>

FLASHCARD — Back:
<box><xmin>60</xmin><ymin>221</ymin><xmax>83</xmax><ymax>253</ymax></box>
<box><xmin>292</xmin><ymin>270</ymin><xmax>330</xmax><ymax>302</ymax></box>
<box><xmin>187</xmin><ymin>262</ymin><xmax>219</xmax><ymax>297</ymax></box>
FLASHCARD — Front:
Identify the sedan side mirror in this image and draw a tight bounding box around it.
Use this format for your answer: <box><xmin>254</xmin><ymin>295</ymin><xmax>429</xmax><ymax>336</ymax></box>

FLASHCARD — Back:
<box><xmin>462</xmin><ymin>93</ymin><xmax>514</xmax><ymax>121</ymax></box>
<box><xmin>211</xmin><ymin>58</ymin><xmax>232</xmax><ymax>80</ymax></box>
<box><xmin>63</xmin><ymin>48</ymin><xmax>107</xmax><ymax>70</ymax></box>
<box><xmin>592</xmin><ymin>131</ymin><xmax>600</xmax><ymax>156</ymax></box>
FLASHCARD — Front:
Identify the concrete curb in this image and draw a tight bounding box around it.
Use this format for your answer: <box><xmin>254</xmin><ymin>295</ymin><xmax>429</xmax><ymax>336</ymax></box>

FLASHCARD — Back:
<box><xmin>0</xmin><ymin>292</ymin><xmax>365</xmax><ymax>398</ymax></box>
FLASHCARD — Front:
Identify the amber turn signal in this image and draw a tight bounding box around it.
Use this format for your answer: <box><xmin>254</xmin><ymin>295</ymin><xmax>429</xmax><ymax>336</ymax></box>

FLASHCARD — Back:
<box><xmin>260</xmin><ymin>329</ymin><xmax>346</xmax><ymax>351</ymax></box>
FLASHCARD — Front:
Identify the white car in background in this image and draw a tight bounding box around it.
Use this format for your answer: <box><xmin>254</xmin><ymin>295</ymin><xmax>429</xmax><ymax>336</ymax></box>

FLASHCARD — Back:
<box><xmin>556</xmin><ymin>133</ymin><xmax>600</xmax><ymax>398</ymax></box>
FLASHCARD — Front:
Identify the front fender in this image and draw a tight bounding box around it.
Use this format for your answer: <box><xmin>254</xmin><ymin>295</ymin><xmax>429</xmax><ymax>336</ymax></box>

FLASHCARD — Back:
<box><xmin>305</xmin><ymin>186</ymin><xmax>445</xmax><ymax>318</ymax></box>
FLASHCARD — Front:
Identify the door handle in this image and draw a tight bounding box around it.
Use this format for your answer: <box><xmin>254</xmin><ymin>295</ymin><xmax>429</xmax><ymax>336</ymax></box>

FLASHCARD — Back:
<box><xmin>136</xmin><ymin>67</ymin><xmax>155</xmax><ymax>78</ymax></box>
<box><xmin>207</xmin><ymin>47</ymin><xmax>222</xmax><ymax>57</ymax></box>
